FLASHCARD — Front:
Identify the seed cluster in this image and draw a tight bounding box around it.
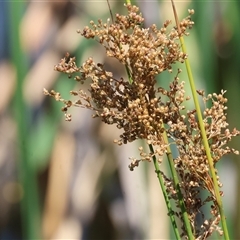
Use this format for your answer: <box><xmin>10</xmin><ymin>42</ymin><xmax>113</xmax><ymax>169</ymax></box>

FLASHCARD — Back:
<box><xmin>167</xmin><ymin>89</ymin><xmax>239</xmax><ymax>237</ymax></box>
<box><xmin>44</xmin><ymin>4</ymin><xmax>240</xmax><ymax>239</ymax></box>
<box><xmin>80</xmin><ymin>4</ymin><xmax>192</xmax><ymax>79</ymax></box>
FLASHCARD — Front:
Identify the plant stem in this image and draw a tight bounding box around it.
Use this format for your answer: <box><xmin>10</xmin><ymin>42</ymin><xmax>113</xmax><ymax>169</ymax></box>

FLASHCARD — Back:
<box><xmin>106</xmin><ymin>0</ymin><xmax>133</xmax><ymax>84</ymax></box>
<box><xmin>149</xmin><ymin>144</ymin><xmax>181</xmax><ymax>240</ymax></box>
<box><xmin>170</xmin><ymin>0</ymin><xmax>229</xmax><ymax>239</ymax></box>
<box><xmin>123</xmin><ymin>0</ymin><xmax>193</xmax><ymax>238</ymax></box>
<box><xmin>124</xmin><ymin>0</ymin><xmax>133</xmax><ymax>83</ymax></box>
<box><xmin>161</xmin><ymin>128</ymin><xmax>194</xmax><ymax>240</ymax></box>
<box><xmin>180</xmin><ymin>35</ymin><xmax>229</xmax><ymax>240</ymax></box>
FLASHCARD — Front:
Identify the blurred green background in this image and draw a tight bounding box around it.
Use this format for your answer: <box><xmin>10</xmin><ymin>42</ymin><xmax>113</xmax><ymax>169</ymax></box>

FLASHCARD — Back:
<box><xmin>0</xmin><ymin>1</ymin><xmax>239</xmax><ymax>239</ymax></box>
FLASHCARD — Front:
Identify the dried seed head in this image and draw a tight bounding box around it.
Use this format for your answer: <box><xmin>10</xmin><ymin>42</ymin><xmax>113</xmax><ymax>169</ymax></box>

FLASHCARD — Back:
<box><xmin>44</xmin><ymin>4</ymin><xmax>240</xmax><ymax>239</ymax></box>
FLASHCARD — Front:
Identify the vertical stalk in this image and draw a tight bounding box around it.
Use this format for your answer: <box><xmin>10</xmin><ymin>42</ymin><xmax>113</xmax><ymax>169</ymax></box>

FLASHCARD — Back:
<box><xmin>149</xmin><ymin>144</ymin><xmax>181</xmax><ymax>240</ymax></box>
<box><xmin>124</xmin><ymin>0</ymin><xmax>193</xmax><ymax>238</ymax></box>
<box><xmin>170</xmin><ymin>0</ymin><xmax>229</xmax><ymax>239</ymax></box>
<box><xmin>9</xmin><ymin>2</ymin><xmax>41</xmax><ymax>239</ymax></box>
<box><xmin>161</xmin><ymin>129</ymin><xmax>194</xmax><ymax>240</ymax></box>
<box><xmin>180</xmin><ymin>35</ymin><xmax>229</xmax><ymax>240</ymax></box>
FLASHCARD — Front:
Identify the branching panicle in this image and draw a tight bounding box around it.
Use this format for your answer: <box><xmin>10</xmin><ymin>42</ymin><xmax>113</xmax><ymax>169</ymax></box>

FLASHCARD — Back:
<box><xmin>44</xmin><ymin>4</ymin><xmax>239</xmax><ymax>239</ymax></box>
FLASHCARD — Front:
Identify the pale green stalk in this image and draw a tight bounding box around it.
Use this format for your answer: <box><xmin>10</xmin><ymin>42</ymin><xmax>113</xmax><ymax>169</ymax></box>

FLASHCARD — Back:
<box><xmin>170</xmin><ymin>0</ymin><xmax>229</xmax><ymax>239</ymax></box>
<box><xmin>149</xmin><ymin>144</ymin><xmax>181</xmax><ymax>240</ymax></box>
<box><xmin>107</xmin><ymin>0</ymin><xmax>133</xmax><ymax>84</ymax></box>
<box><xmin>123</xmin><ymin>0</ymin><xmax>193</xmax><ymax>238</ymax></box>
<box><xmin>180</xmin><ymin>35</ymin><xmax>229</xmax><ymax>240</ymax></box>
<box><xmin>122</xmin><ymin>1</ymin><xmax>180</xmax><ymax>236</ymax></box>
<box><xmin>161</xmin><ymin>129</ymin><xmax>194</xmax><ymax>240</ymax></box>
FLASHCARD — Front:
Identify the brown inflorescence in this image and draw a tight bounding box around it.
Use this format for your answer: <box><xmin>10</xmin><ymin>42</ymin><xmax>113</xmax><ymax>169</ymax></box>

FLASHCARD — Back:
<box><xmin>44</xmin><ymin>4</ymin><xmax>240</xmax><ymax>239</ymax></box>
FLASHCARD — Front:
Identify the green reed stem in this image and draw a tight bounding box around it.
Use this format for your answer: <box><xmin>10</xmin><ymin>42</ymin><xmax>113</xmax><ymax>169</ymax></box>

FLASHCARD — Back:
<box><xmin>162</xmin><ymin>127</ymin><xmax>194</xmax><ymax>240</ymax></box>
<box><xmin>148</xmin><ymin>144</ymin><xmax>181</xmax><ymax>240</ymax></box>
<box><xmin>170</xmin><ymin>1</ymin><xmax>229</xmax><ymax>239</ymax></box>
<box><xmin>180</xmin><ymin>35</ymin><xmax>229</xmax><ymax>240</ymax></box>
<box><xmin>123</xmin><ymin>0</ymin><xmax>134</xmax><ymax>84</ymax></box>
<box><xmin>107</xmin><ymin>0</ymin><xmax>133</xmax><ymax>84</ymax></box>
<box><xmin>123</xmin><ymin>0</ymin><xmax>193</xmax><ymax>238</ymax></box>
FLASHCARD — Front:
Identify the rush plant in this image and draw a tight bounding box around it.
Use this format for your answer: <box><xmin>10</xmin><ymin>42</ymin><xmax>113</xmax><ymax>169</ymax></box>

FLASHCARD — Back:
<box><xmin>44</xmin><ymin>1</ymin><xmax>239</xmax><ymax>239</ymax></box>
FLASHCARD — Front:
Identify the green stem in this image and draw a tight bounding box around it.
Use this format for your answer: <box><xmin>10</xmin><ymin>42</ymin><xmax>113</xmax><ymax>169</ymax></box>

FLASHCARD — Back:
<box><xmin>170</xmin><ymin>1</ymin><xmax>229</xmax><ymax>238</ymax></box>
<box><xmin>162</xmin><ymin>128</ymin><xmax>194</xmax><ymax>240</ymax></box>
<box><xmin>124</xmin><ymin>0</ymin><xmax>192</xmax><ymax>238</ymax></box>
<box><xmin>180</xmin><ymin>35</ymin><xmax>229</xmax><ymax>240</ymax></box>
<box><xmin>125</xmin><ymin>65</ymin><xmax>133</xmax><ymax>84</ymax></box>
<box><xmin>149</xmin><ymin>144</ymin><xmax>181</xmax><ymax>240</ymax></box>
<box><xmin>124</xmin><ymin>0</ymin><xmax>133</xmax><ymax>84</ymax></box>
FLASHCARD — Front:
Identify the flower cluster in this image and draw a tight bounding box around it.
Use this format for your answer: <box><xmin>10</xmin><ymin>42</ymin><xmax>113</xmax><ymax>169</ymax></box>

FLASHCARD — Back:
<box><xmin>166</xmin><ymin>89</ymin><xmax>239</xmax><ymax>237</ymax></box>
<box><xmin>44</xmin><ymin>4</ymin><xmax>239</xmax><ymax>239</ymax></box>
<box><xmin>79</xmin><ymin>4</ymin><xmax>191</xmax><ymax>79</ymax></box>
